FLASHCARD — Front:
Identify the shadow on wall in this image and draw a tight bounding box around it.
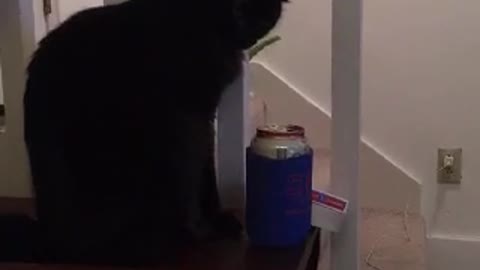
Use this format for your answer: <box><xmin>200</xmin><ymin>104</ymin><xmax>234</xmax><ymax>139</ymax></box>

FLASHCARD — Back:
<box><xmin>0</xmin><ymin>59</ymin><xmax>5</xmax><ymax>128</ymax></box>
<box><xmin>104</xmin><ymin>0</ymin><xmax>128</xmax><ymax>5</ymax></box>
<box><xmin>0</xmin><ymin>58</ymin><xmax>3</xmax><ymax>105</ymax></box>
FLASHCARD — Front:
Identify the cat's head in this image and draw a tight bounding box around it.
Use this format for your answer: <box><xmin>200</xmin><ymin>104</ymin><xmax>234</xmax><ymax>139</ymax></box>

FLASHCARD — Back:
<box><xmin>209</xmin><ymin>0</ymin><xmax>289</xmax><ymax>49</ymax></box>
<box><xmin>233</xmin><ymin>0</ymin><xmax>289</xmax><ymax>49</ymax></box>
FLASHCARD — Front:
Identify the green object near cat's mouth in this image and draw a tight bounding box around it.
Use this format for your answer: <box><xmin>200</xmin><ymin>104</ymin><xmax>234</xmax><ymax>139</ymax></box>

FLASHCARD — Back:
<box><xmin>248</xmin><ymin>35</ymin><xmax>281</xmax><ymax>60</ymax></box>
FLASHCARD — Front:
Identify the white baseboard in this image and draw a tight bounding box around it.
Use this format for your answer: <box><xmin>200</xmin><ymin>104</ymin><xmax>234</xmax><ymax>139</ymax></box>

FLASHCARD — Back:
<box><xmin>427</xmin><ymin>234</ymin><xmax>480</xmax><ymax>270</ymax></box>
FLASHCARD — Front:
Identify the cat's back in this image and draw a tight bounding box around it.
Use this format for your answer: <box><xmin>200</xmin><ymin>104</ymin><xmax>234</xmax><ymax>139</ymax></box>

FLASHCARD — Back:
<box><xmin>28</xmin><ymin>4</ymin><xmax>133</xmax><ymax>75</ymax></box>
<box><xmin>26</xmin><ymin>0</ymin><xmax>242</xmax><ymax>116</ymax></box>
<box><xmin>25</xmin><ymin>1</ymin><xmax>165</xmax><ymax>119</ymax></box>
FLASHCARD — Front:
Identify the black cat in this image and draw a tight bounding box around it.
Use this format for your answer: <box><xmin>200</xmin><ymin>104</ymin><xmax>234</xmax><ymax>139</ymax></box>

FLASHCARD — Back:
<box><xmin>0</xmin><ymin>0</ymin><xmax>286</xmax><ymax>266</ymax></box>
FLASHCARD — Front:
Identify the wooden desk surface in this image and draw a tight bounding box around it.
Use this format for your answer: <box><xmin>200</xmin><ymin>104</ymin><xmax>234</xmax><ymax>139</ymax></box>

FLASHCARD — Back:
<box><xmin>0</xmin><ymin>229</ymin><xmax>320</xmax><ymax>270</ymax></box>
<box><xmin>0</xmin><ymin>199</ymin><xmax>320</xmax><ymax>270</ymax></box>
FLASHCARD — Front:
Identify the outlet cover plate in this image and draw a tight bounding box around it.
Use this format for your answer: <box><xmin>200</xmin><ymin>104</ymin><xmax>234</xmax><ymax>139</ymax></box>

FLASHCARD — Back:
<box><xmin>437</xmin><ymin>148</ymin><xmax>462</xmax><ymax>184</ymax></box>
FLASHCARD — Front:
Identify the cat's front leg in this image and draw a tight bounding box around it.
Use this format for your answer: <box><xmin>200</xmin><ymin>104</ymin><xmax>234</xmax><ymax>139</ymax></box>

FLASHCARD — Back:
<box><xmin>200</xmin><ymin>122</ymin><xmax>243</xmax><ymax>240</ymax></box>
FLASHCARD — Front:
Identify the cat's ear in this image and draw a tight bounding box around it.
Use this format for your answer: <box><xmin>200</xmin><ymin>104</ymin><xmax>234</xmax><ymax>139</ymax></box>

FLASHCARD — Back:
<box><xmin>234</xmin><ymin>0</ymin><xmax>288</xmax><ymax>49</ymax></box>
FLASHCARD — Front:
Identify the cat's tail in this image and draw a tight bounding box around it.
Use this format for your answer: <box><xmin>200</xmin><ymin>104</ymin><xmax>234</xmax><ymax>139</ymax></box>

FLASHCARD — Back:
<box><xmin>0</xmin><ymin>215</ymin><xmax>37</xmax><ymax>262</ymax></box>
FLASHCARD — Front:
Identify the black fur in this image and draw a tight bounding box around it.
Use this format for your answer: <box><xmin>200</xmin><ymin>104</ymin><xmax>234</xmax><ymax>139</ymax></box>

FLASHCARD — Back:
<box><xmin>0</xmin><ymin>0</ymin><xmax>286</xmax><ymax>266</ymax></box>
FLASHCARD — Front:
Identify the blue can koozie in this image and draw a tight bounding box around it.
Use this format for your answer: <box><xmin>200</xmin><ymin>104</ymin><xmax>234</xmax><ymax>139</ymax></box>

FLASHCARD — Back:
<box><xmin>246</xmin><ymin>148</ymin><xmax>313</xmax><ymax>247</ymax></box>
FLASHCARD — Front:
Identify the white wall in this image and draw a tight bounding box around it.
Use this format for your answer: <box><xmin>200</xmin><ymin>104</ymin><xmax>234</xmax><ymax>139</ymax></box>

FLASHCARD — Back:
<box><xmin>257</xmin><ymin>0</ymin><xmax>332</xmax><ymax>112</ymax></box>
<box><xmin>362</xmin><ymin>0</ymin><xmax>480</xmax><ymax>238</ymax></box>
<box><xmin>258</xmin><ymin>0</ymin><xmax>480</xmax><ymax>268</ymax></box>
<box><xmin>0</xmin><ymin>0</ymin><xmax>46</xmax><ymax>197</ymax></box>
<box><xmin>56</xmin><ymin>0</ymin><xmax>104</xmax><ymax>22</ymax></box>
<box><xmin>0</xmin><ymin>0</ymin><xmax>104</xmax><ymax>197</ymax></box>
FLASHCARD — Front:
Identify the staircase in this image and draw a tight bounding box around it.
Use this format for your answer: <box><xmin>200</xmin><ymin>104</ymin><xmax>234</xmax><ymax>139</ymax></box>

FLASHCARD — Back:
<box><xmin>249</xmin><ymin>62</ymin><xmax>426</xmax><ymax>270</ymax></box>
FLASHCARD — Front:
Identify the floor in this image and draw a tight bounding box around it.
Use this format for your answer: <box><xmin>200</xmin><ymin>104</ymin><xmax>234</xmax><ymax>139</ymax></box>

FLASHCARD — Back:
<box><xmin>311</xmin><ymin>150</ymin><xmax>426</xmax><ymax>270</ymax></box>
<box><xmin>360</xmin><ymin>208</ymin><xmax>426</xmax><ymax>270</ymax></box>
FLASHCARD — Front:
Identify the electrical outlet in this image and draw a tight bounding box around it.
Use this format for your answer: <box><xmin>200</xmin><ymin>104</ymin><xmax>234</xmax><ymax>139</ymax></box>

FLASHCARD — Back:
<box><xmin>438</xmin><ymin>148</ymin><xmax>462</xmax><ymax>184</ymax></box>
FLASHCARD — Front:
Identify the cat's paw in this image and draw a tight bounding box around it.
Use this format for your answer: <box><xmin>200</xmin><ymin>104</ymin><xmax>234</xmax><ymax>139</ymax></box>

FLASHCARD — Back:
<box><xmin>186</xmin><ymin>218</ymin><xmax>215</xmax><ymax>242</ymax></box>
<box><xmin>212</xmin><ymin>212</ymin><xmax>243</xmax><ymax>239</ymax></box>
<box><xmin>184</xmin><ymin>212</ymin><xmax>243</xmax><ymax>243</ymax></box>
